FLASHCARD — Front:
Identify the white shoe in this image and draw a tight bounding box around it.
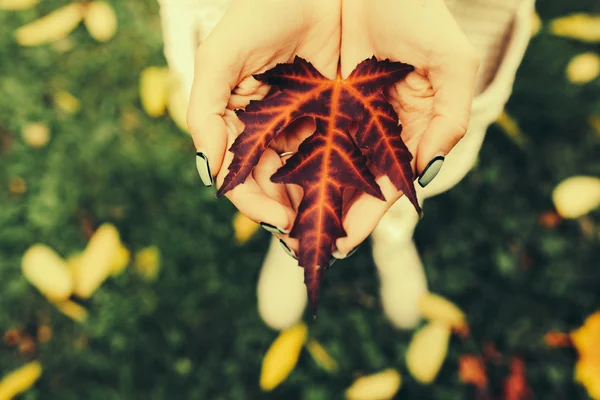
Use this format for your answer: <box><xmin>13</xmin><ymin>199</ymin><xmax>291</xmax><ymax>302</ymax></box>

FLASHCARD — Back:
<box><xmin>257</xmin><ymin>236</ymin><xmax>307</xmax><ymax>330</ymax></box>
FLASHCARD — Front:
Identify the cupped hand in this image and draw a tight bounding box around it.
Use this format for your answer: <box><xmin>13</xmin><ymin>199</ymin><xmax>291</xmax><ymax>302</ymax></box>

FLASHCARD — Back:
<box><xmin>188</xmin><ymin>0</ymin><xmax>341</xmax><ymax>235</ymax></box>
<box><xmin>334</xmin><ymin>0</ymin><xmax>480</xmax><ymax>256</ymax></box>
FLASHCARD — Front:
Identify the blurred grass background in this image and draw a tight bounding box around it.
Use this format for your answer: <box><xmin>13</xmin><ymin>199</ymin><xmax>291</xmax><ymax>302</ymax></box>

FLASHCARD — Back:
<box><xmin>1</xmin><ymin>0</ymin><xmax>599</xmax><ymax>399</ymax></box>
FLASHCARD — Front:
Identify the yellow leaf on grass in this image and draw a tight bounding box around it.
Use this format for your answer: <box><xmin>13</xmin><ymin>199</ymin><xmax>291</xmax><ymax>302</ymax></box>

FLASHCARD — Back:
<box><xmin>21</xmin><ymin>123</ymin><xmax>50</xmax><ymax>148</ymax></box>
<box><xmin>406</xmin><ymin>322</ymin><xmax>451</xmax><ymax>384</ymax></box>
<box><xmin>52</xmin><ymin>300</ymin><xmax>88</xmax><ymax>323</ymax></box>
<box><xmin>233</xmin><ymin>212</ymin><xmax>260</xmax><ymax>244</ymax></box>
<box><xmin>73</xmin><ymin>223</ymin><xmax>121</xmax><ymax>298</ymax></box>
<box><xmin>0</xmin><ymin>361</ymin><xmax>42</xmax><ymax>400</ymax></box>
<box><xmin>552</xmin><ymin>176</ymin><xmax>600</xmax><ymax>219</ymax></box>
<box><xmin>111</xmin><ymin>244</ymin><xmax>130</xmax><ymax>276</ymax></box>
<box><xmin>345</xmin><ymin>369</ymin><xmax>402</xmax><ymax>400</ymax></box>
<box><xmin>550</xmin><ymin>14</ymin><xmax>600</xmax><ymax>43</ymax></box>
<box><xmin>0</xmin><ymin>0</ymin><xmax>39</xmax><ymax>10</ymax></box>
<box><xmin>566</xmin><ymin>52</ymin><xmax>600</xmax><ymax>84</ymax></box>
<box><xmin>419</xmin><ymin>292</ymin><xmax>466</xmax><ymax>329</ymax></box>
<box><xmin>140</xmin><ymin>67</ymin><xmax>169</xmax><ymax>117</ymax></box>
<box><xmin>260</xmin><ymin>322</ymin><xmax>307</xmax><ymax>391</ymax></box>
<box><xmin>15</xmin><ymin>3</ymin><xmax>86</xmax><ymax>46</ymax></box>
<box><xmin>53</xmin><ymin>90</ymin><xmax>80</xmax><ymax>114</ymax></box>
<box><xmin>495</xmin><ymin>111</ymin><xmax>527</xmax><ymax>148</ymax></box>
<box><xmin>306</xmin><ymin>339</ymin><xmax>338</xmax><ymax>373</ymax></box>
<box><xmin>134</xmin><ymin>246</ymin><xmax>161</xmax><ymax>280</ymax></box>
<box><xmin>83</xmin><ymin>1</ymin><xmax>117</xmax><ymax>42</ymax></box>
<box><xmin>22</xmin><ymin>244</ymin><xmax>73</xmax><ymax>302</ymax></box>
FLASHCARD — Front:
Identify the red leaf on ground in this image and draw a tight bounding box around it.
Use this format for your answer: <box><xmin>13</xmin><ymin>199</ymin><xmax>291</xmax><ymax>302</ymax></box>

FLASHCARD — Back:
<box><xmin>503</xmin><ymin>357</ymin><xmax>531</xmax><ymax>400</ymax></box>
<box><xmin>459</xmin><ymin>355</ymin><xmax>488</xmax><ymax>389</ymax></box>
<box><xmin>218</xmin><ymin>56</ymin><xmax>420</xmax><ymax>315</ymax></box>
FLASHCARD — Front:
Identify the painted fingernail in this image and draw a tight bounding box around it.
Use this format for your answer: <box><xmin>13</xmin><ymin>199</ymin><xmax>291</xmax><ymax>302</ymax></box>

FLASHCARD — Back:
<box><xmin>328</xmin><ymin>257</ymin><xmax>337</xmax><ymax>268</ymax></box>
<box><xmin>260</xmin><ymin>222</ymin><xmax>290</xmax><ymax>235</ymax></box>
<box><xmin>332</xmin><ymin>245</ymin><xmax>360</xmax><ymax>260</ymax></box>
<box><xmin>195</xmin><ymin>152</ymin><xmax>214</xmax><ymax>187</ymax></box>
<box><xmin>418</xmin><ymin>156</ymin><xmax>445</xmax><ymax>188</ymax></box>
<box><xmin>279</xmin><ymin>239</ymin><xmax>297</xmax><ymax>259</ymax></box>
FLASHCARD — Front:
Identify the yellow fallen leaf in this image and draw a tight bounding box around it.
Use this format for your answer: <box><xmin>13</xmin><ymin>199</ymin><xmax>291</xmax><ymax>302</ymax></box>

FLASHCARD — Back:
<box><xmin>22</xmin><ymin>244</ymin><xmax>73</xmax><ymax>302</ymax></box>
<box><xmin>134</xmin><ymin>246</ymin><xmax>161</xmax><ymax>280</ymax></box>
<box><xmin>419</xmin><ymin>292</ymin><xmax>466</xmax><ymax>329</ymax></box>
<box><xmin>345</xmin><ymin>369</ymin><xmax>402</xmax><ymax>400</ymax></box>
<box><xmin>83</xmin><ymin>1</ymin><xmax>117</xmax><ymax>42</ymax></box>
<box><xmin>8</xmin><ymin>177</ymin><xmax>26</xmax><ymax>195</ymax></box>
<box><xmin>52</xmin><ymin>300</ymin><xmax>88</xmax><ymax>323</ymax></box>
<box><xmin>233</xmin><ymin>212</ymin><xmax>260</xmax><ymax>244</ymax></box>
<box><xmin>495</xmin><ymin>111</ymin><xmax>527</xmax><ymax>148</ymax></box>
<box><xmin>306</xmin><ymin>339</ymin><xmax>338</xmax><ymax>373</ymax></box>
<box><xmin>405</xmin><ymin>322</ymin><xmax>451</xmax><ymax>384</ymax></box>
<box><xmin>53</xmin><ymin>90</ymin><xmax>80</xmax><ymax>114</ymax></box>
<box><xmin>140</xmin><ymin>67</ymin><xmax>169</xmax><ymax>117</ymax></box>
<box><xmin>0</xmin><ymin>361</ymin><xmax>42</xmax><ymax>400</ymax></box>
<box><xmin>260</xmin><ymin>322</ymin><xmax>307</xmax><ymax>391</ymax></box>
<box><xmin>15</xmin><ymin>3</ymin><xmax>86</xmax><ymax>46</ymax></box>
<box><xmin>21</xmin><ymin>122</ymin><xmax>50</xmax><ymax>148</ymax></box>
<box><xmin>550</xmin><ymin>14</ymin><xmax>600</xmax><ymax>43</ymax></box>
<box><xmin>111</xmin><ymin>244</ymin><xmax>130</xmax><ymax>276</ymax></box>
<box><xmin>73</xmin><ymin>223</ymin><xmax>121</xmax><ymax>298</ymax></box>
<box><xmin>531</xmin><ymin>10</ymin><xmax>542</xmax><ymax>36</ymax></box>
<box><xmin>0</xmin><ymin>0</ymin><xmax>38</xmax><ymax>10</ymax></box>
<box><xmin>590</xmin><ymin>115</ymin><xmax>600</xmax><ymax>137</ymax></box>
<box><xmin>552</xmin><ymin>176</ymin><xmax>600</xmax><ymax>219</ymax></box>
<box><xmin>566</xmin><ymin>52</ymin><xmax>600</xmax><ymax>84</ymax></box>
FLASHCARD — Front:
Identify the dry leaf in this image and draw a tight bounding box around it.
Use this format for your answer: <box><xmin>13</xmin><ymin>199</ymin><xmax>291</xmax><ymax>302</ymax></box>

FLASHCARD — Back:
<box><xmin>233</xmin><ymin>212</ymin><xmax>260</xmax><ymax>244</ymax></box>
<box><xmin>538</xmin><ymin>210</ymin><xmax>561</xmax><ymax>229</ymax></box>
<box><xmin>418</xmin><ymin>292</ymin><xmax>466</xmax><ymax>329</ymax></box>
<box><xmin>73</xmin><ymin>223</ymin><xmax>121</xmax><ymax>298</ymax></box>
<box><xmin>36</xmin><ymin>326</ymin><xmax>52</xmax><ymax>343</ymax></box>
<box><xmin>345</xmin><ymin>369</ymin><xmax>402</xmax><ymax>400</ymax></box>
<box><xmin>21</xmin><ymin>123</ymin><xmax>50</xmax><ymax>148</ymax></box>
<box><xmin>458</xmin><ymin>355</ymin><xmax>487</xmax><ymax>389</ymax></box>
<box><xmin>566</xmin><ymin>52</ymin><xmax>600</xmax><ymax>84</ymax></box>
<box><xmin>503</xmin><ymin>358</ymin><xmax>530</xmax><ymax>400</ymax></box>
<box><xmin>544</xmin><ymin>331</ymin><xmax>571</xmax><ymax>347</ymax></box>
<box><xmin>15</xmin><ymin>3</ymin><xmax>86</xmax><ymax>46</ymax></box>
<box><xmin>552</xmin><ymin>176</ymin><xmax>600</xmax><ymax>218</ymax></box>
<box><xmin>260</xmin><ymin>322</ymin><xmax>307</xmax><ymax>391</ymax></box>
<box><xmin>140</xmin><ymin>67</ymin><xmax>169</xmax><ymax>117</ymax></box>
<box><xmin>53</xmin><ymin>90</ymin><xmax>80</xmax><ymax>114</ymax></box>
<box><xmin>0</xmin><ymin>361</ymin><xmax>42</xmax><ymax>400</ymax></box>
<box><xmin>306</xmin><ymin>339</ymin><xmax>338</xmax><ymax>373</ymax></box>
<box><xmin>83</xmin><ymin>1</ymin><xmax>117</xmax><ymax>42</ymax></box>
<box><xmin>52</xmin><ymin>300</ymin><xmax>88</xmax><ymax>323</ymax></box>
<box><xmin>550</xmin><ymin>13</ymin><xmax>600</xmax><ymax>43</ymax></box>
<box><xmin>405</xmin><ymin>322</ymin><xmax>451</xmax><ymax>384</ymax></box>
<box><xmin>134</xmin><ymin>246</ymin><xmax>161</xmax><ymax>280</ymax></box>
<box><xmin>0</xmin><ymin>0</ymin><xmax>38</xmax><ymax>10</ymax></box>
<box><xmin>22</xmin><ymin>244</ymin><xmax>73</xmax><ymax>301</ymax></box>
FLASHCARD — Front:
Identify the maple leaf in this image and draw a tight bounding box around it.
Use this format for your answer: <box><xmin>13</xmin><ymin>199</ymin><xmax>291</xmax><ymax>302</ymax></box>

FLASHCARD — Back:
<box><xmin>217</xmin><ymin>56</ymin><xmax>421</xmax><ymax>315</ymax></box>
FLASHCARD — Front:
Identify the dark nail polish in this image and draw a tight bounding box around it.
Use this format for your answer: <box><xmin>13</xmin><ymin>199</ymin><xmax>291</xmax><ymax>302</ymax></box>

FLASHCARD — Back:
<box><xmin>260</xmin><ymin>222</ymin><xmax>290</xmax><ymax>235</ymax></box>
<box><xmin>346</xmin><ymin>246</ymin><xmax>359</xmax><ymax>258</ymax></box>
<box><xmin>195</xmin><ymin>152</ymin><xmax>214</xmax><ymax>187</ymax></box>
<box><xmin>418</xmin><ymin>156</ymin><xmax>445</xmax><ymax>188</ymax></box>
<box><xmin>279</xmin><ymin>239</ymin><xmax>297</xmax><ymax>259</ymax></box>
<box><xmin>327</xmin><ymin>257</ymin><xmax>337</xmax><ymax>268</ymax></box>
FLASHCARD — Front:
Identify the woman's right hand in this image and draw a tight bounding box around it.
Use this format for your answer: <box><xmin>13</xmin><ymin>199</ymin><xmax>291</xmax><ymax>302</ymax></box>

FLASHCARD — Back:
<box><xmin>188</xmin><ymin>0</ymin><xmax>341</xmax><ymax>236</ymax></box>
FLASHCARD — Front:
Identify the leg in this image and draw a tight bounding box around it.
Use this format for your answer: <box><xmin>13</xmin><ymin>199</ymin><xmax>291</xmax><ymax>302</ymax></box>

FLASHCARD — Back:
<box><xmin>373</xmin><ymin>0</ymin><xmax>536</xmax><ymax>329</ymax></box>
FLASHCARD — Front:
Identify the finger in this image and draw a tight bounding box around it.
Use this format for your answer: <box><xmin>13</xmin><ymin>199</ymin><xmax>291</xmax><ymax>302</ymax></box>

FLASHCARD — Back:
<box><xmin>415</xmin><ymin>52</ymin><xmax>480</xmax><ymax>177</ymax></box>
<box><xmin>253</xmin><ymin>149</ymin><xmax>293</xmax><ymax>210</ymax></box>
<box><xmin>188</xmin><ymin>18</ymin><xmax>243</xmax><ymax>183</ymax></box>
<box><xmin>335</xmin><ymin>175</ymin><xmax>403</xmax><ymax>256</ymax></box>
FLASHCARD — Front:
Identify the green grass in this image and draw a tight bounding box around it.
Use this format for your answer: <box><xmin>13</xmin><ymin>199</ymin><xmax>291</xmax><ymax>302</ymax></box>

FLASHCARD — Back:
<box><xmin>1</xmin><ymin>1</ymin><xmax>599</xmax><ymax>399</ymax></box>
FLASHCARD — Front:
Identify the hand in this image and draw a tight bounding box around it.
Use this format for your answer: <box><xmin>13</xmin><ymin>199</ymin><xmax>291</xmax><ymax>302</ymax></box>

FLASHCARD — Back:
<box><xmin>188</xmin><ymin>0</ymin><xmax>341</xmax><ymax>237</ymax></box>
<box><xmin>334</xmin><ymin>0</ymin><xmax>480</xmax><ymax>255</ymax></box>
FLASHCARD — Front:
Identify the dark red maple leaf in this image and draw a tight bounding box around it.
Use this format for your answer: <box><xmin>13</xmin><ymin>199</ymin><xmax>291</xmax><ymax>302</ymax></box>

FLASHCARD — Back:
<box><xmin>217</xmin><ymin>56</ymin><xmax>422</xmax><ymax>316</ymax></box>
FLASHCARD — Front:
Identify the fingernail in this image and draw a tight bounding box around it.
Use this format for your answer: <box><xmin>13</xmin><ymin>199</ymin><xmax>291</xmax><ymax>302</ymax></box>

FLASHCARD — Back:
<box><xmin>279</xmin><ymin>239</ymin><xmax>297</xmax><ymax>259</ymax></box>
<box><xmin>196</xmin><ymin>152</ymin><xmax>214</xmax><ymax>187</ymax></box>
<box><xmin>260</xmin><ymin>222</ymin><xmax>290</xmax><ymax>235</ymax></box>
<box><xmin>328</xmin><ymin>257</ymin><xmax>337</xmax><ymax>268</ymax></box>
<box><xmin>418</xmin><ymin>156</ymin><xmax>445</xmax><ymax>188</ymax></box>
<box><xmin>332</xmin><ymin>245</ymin><xmax>360</xmax><ymax>260</ymax></box>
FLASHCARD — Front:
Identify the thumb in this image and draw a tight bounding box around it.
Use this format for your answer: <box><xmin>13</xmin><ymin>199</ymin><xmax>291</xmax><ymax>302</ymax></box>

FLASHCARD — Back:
<box><xmin>415</xmin><ymin>54</ymin><xmax>479</xmax><ymax>187</ymax></box>
<box><xmin>187</xmin><ymin>22</ymin><xmax>242</xmax><ymax>187</ymax></box>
